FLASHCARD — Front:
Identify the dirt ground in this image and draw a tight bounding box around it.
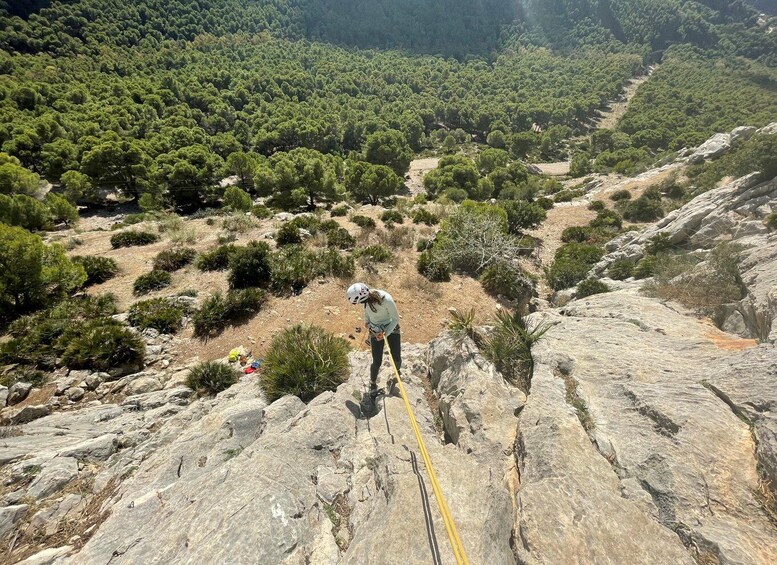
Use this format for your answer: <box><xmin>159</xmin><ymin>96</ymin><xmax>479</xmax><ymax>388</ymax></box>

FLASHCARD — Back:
<box><xmin>54</xmin><ymin>205</ymin><xmax>500</xmax><ymax>365</ymax></box>
<box><xmin>405</xmin><ymin>157</ymin><xmax>439</xmax><ymax>195</ymax></box>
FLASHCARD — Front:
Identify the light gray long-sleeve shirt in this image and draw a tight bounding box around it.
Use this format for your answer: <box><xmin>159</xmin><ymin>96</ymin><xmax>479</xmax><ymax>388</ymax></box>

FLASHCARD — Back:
<box><xmin>364</xmin><ymin>290</ymin><xmax>400</xmax><ymax>336</ymax></box>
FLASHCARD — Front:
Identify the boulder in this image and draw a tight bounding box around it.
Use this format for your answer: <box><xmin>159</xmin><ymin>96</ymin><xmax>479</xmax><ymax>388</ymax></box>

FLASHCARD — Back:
<box><xmin>730</xmin><ymin>125</ymin><xmax>756</xmax><ymax>143</ymax></box>
<box><xmin>27</xmin><ymin>457</ymin><xmax>79</xmax><ymax>500</ymax></box>
<box><xmin>757</xmin><ymin>122</ymin><xmax>777</xmax><ymax>135</ymax></box>
<box><xmin>8</xmin><ymin>382</ymin><xmax>32</xmax><ymax>405</ymax></box>
<box><xmin>0</xmin><ymin>385</ymin><xmax>8</xmax><ymax>406</ymax></box>
<box><xmin>59</xmin><ymin>434</ymin><xmax>118</xmax><ymax>462</ymax></box>
<box><xmin>5</xmin><ymin>404</ymin><xmax>51</xmax><ymax>425</ymax></box>
<box><xmin>123</xmin><ymin>376</ymin><xmax>163</xmax><ymax>396</ymax></box>
<box><xmin>0</xmin><ymin>504</ymin><xmax>28</xmax><ymax>540</ymax></box>
<box><xmin>15</xmin><ymin>546</ymin><xmax>74</xmax><ymax>565</ymax></box>
<box><xmin>66</xmin><ymin>386</ymin><xmax>85</xmax><ymax>401</ymax></box>
<box><xmin>687</xmin><ymin>133</ymin><xmax>731</xmax><ymax>163</ymax></box>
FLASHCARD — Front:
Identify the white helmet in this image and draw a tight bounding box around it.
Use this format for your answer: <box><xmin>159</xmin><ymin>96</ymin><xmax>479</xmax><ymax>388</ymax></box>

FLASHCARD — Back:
<box><xmin>346</xmin><ymin>282</ymin><xmax>370</xmax><ymax>304</ymax></box>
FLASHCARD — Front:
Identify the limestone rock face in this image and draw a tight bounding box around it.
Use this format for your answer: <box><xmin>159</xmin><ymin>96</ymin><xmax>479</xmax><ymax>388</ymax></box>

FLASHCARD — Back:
<box><xmin>687</xmin><ymin>132</ymin><xmax>731</xmax><ymax>163</ymax></box>
<box><xmin>527</xmin><ymin>292</ymin><xmax>777</xmax><ymax>565</ymax></box>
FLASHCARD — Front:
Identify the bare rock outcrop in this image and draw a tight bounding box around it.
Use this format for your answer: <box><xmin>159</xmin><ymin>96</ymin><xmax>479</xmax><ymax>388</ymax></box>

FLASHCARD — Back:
<box><xmin>527</xmin><ymin>291</ymin><xmax>777</xmax><ymax>564</ymax></box>
<box><xmin>593</xmin><ymin>172</ymin><xmax>777</xmax><ymax>341</ymax></box>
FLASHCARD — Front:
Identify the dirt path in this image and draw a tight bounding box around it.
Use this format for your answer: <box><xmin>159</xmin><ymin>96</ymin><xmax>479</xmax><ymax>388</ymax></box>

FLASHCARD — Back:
<box><xmin>405</xmin><ymin>157</ymin><xmax>439</xmax><ymax>195</ymax></box>
<box><xmin>529</xmin><ymin>67</ymin><xmax>656</xmax><ymax>176</ymax></box>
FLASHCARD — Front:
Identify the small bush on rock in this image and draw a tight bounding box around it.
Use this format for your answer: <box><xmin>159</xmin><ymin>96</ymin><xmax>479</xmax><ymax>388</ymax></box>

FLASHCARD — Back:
<box><xmin>623</xmin><ymin>196</ymin><xmax>664</xmax><ymax>223</ymax></box>
<box><xmin>127</xmin><ymin>298</ymin><xmax>184</xmax><ymax>334</ymax></box>
<box><xmin>133</xmin><ymin>270</ymin><xmax>172</xmax><ymax>295</ymax></box>
<box><xmin>590</xmin><ymin>209</ymin><xmax>622</xmax><ymax>230</ymax></box>
<box><xmin>111</xmin><ymin>230</ymin><xmax>159</xmax><ymax>249</ymax></box>
<box><xmin>72</xmin><ymin>256</ymin><xmax>118</xmax><ymax>286</ymax></box>
<box><xmin>61</xmin><ymin>319</ymin><xmax>145</xmax><ymax>371</ymax></box>
<box><xmin>608</xmin><ymin>259</ymin><xmax>635</xmax><ymax>280</ymax></box>
<box><xmin>252</xmin><ymin>204</ymin><xmax>273</xmax><ymax>219</ymax></box>
<box><xmin>576</xmin><ymin>279</ymin><xmax>610</xmax><ymax>298</ymax></box>
<box><xmin>187</xmin><ymin>361</ymin><xmax>239</xmax><ymax>395</ymax></box>
<box><xmin>561</xmin><ymin>226</ymin><xmax>592</xmax><ymax>243</ymax></box>
<box><xmin>153</xmin><ymin>248</ymin><xmax>196</xmax><ymax>272</ymax></box>
<box><xmin>260</xmin><ymin>325</ymin><xmax>350</xmax><ymax>402</ymax></box>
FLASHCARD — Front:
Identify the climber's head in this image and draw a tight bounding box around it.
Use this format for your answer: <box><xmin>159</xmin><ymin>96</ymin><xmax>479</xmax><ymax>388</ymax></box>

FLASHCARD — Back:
<box><xmin>346</xmin><ymin>282</ymin><xmax>370</xmax><ymax>305</ymax></box>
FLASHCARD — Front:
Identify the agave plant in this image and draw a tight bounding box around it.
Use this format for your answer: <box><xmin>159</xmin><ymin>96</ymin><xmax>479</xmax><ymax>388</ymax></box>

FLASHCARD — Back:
<box><xmin>483</xmin><ymin>309</ymin><xmax>553</xmax><ymax>393</ymax></box>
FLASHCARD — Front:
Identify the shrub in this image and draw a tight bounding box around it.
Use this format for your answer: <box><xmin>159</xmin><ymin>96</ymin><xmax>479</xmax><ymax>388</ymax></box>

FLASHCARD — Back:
<box><xmin>610</xmin><ymin>189</ymin><xmax>631</xmax><ymax>201</ymax></box>
<box><xmin>330</xmin><ymin>206</ymin><xmax>348</xmax><ymax>217</ymax></box>
<box><xmin>608</xmin><ymin>259</ymin><xmax>635</xmax><ymax>280</ymax></box>
<box><xmin>270</xmin><ymin>246</ymin><xmax>318</xmax><ymax>294</ymax></box>
<box><xmin>483</xmin><ymin>309</ymin><xmax>551</xmax><ymax>392</ymax></box>
<box><xmin>553</xmin><ymin>189</ymin><xmax>583</xmax><ymax>203</ymax></box>
<box><xmin>221</xmin><ymin>215</ymin><xmax>254</xmax><ymax>235</ymax></box>
<box><xmin>535</xmin><ymin>197</ymin><xmax>554</xmax><ymax>210</ymax></box>
<box><xmin>588</xmin><ymin>200</ymin><xmax>606</xmax><ymax>212</ymax></box>
<box><xmin>61</xmin><ymin>319</ymin><xmax>145</xmax><ymax>371</ymax></box>
<box><xmin>326</xmin><ymin>227</ymin><xmax>356</xmax><ymax>249</ymax></box>
<box><xmin>159</xmin><ymin>215</ymin><xmax>197</xmax><ymax>244</ymax></box>
<box><xmin>187</xmin><ymin>361</ymin><xmax>239</xmax><ymax>395</ymax></box>
<box><xmin>260</xmin><ymin>325</ymin><xmax>350</xmax><ymax>402</ymax></box>
<box><xmin>546</xmin><ymin>243</ymin><xmax>604</xmax><ymax>290</ymax></box>
<box><xmin>480</xmin><ymin>261</ymin><xmax>533</xmax><ymax>303</ymax></box>
<box><xmin>133</xmin><ymin>270</ymin><xmax>172</xmax><ymax>296</ymax></box>
<box><xmin>767</xmin><ymin>213</ymin><xmax>777</xmax><ymax>231</ymax></box>
<box><xmin>0</xmin><ymin>194</ymin><xmax>50</xmax><ymax>231</ymax></box>
<box><xmin>633</xmin><ymin>255</ymin><xmax>659</xmax><ymax>279</ymax></box>
<box><xmin>645</xmin><ymin>233</ymin><xmax>675</xmax><ymax>255</ymax></box>
<box><xmin>623</xmin><ymin>196</ymin><xmax>664</xmax><ymax>222</ymax></box>
<box><xmin>0</xmin><ymin>295</ymin><xmax>118</xmax><ymax>368</ymax></box>
<box><xmin>275</xmin><ymin>223</ymin><xmax>302</xmax><ymax>246</ymax></box>
<box><xmin>0</xmin><ymin>366</ymin><xmax>46</xmax><ymax>388</ymax></box>
<box><xmin>153</xmin><ymin>248</ymin><xmax>196</xmax><ymax>272</ymax></box>
<box><xmin>111</xmin><ymin>230</ymin><xmax>159</xmax><ymax>249</ymax></box>
<box><xmin>416</xmin><ymin>238</ymin><xmax>432</xmax><ymax>252</ymax></box>
<box><xmin>355</xmin><ymin>245</ymin><xmax>392</xmax><ymax>263</ymax></box>
<box><xmin>590</xmin><ymin>209</ymin><xmax>623</xmax><ymax>230</ymax></box>
<box><xmin>561</xmin><ymin>226</ymin><xmax>592</xmax><ymax>243</ymax></box>
<box><xmin>412</xmin><ymin>208</ymin><xmax>439</xmax><ymax>225</ymax></box>
<box><xmin>381</xmin><ymin>210</ymin><xmax>404</xmax><ymax>224</ymax></box>
<box><xmin>228</xmin><ymin>241</ymin><xmax>272</xmax><ymax>289</ymax></box>
<box><xmin>196</xmin><ymin>244</ymin><xmax>237</xmax><ymax>271</ymax></box>
<box><xmin>499</xmin><ymin>200</ymin><xmax>547</xmax><ymax>233</ymax></box>
<box><xmin>46</xmin><ymin>193</ymin><xmax>78</xmax><ymax>225</ymax></box>
<box><xmin>645</xmin><ymin>243</ymin><xmax>746</xmax><ymax>322</ymax></box>
<box><xmin>223</xmin><ymin>186</ymin><xmax>252</xmax><ymax>212</ymax></box>
<box><xmin>72</xmin><ymin>256</ymin><xmax>118</xmax><ymax>286</ymax></box>
<box><xmin>351</xmin><ymin>215</ymin><xmax>376</xmax><ymax>228</ymax></box>
<box><xmin>317</xmin><ymin>248</ymin><xmax>356</xmax><ymax>278</ymax></box>
<box><xmin>192</xmin><ymin>288</ymin><xmax>267</xmax><ymax>337</ymax></box>
<box><xmin>417</xmin><ymin>250</ymin><xmax>451</xmax><ymax>282</ymax></box>
<box><xmin>319</xmin><ymin>219</ymin><xmax>340</xmax><ymax>233</ymax></box>
<box><xmin>252</xmin><ymin>204</ymin><xmax>273</xmax><ymax>219</ymax></box>
<box><xmin>289</xmin><ymin>214</ymin><xmax>321</xmax><ymax>234</ymax></box>
<box><xmin>448</xmin><ymin>307</ymin><xmax>476</xmax><ymax>338</ymax></box>
<box><xmin>576</xmin><ymin>279</ymin><xmax>610</xmax><ymax>298</ymax></box>
<box><xmin>127</xmin><ymin>298</ymin><xmax>184</xmax><ymax>334</ymax></box>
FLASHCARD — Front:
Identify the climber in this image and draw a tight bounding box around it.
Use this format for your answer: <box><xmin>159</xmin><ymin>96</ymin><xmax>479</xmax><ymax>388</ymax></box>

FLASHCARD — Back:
<box><xmin>346</xmin><ymin>282</ymin><xmax>401</xmax><ymax>400</ymax></box>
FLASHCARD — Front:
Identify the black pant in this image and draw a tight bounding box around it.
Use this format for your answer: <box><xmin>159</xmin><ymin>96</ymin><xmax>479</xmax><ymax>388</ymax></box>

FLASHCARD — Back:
<box><xmin>370</xmin><ymin>326</ymin><xmax>401</xmax><ymax>384</ymax></box>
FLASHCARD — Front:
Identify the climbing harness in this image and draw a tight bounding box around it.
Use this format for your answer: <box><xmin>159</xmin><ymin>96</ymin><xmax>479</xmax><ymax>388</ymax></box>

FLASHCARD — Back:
<box><xmin>384</xmin><ymin>338</ymin><xmax>470</xmax><ymax>565</ymax></box>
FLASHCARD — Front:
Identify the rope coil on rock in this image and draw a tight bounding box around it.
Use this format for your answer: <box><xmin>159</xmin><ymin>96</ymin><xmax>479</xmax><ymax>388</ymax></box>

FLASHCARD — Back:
<box><xmin>384</xmin><ymin>339</ymin><xmax>470</xmax><ymax>565</ymax></box>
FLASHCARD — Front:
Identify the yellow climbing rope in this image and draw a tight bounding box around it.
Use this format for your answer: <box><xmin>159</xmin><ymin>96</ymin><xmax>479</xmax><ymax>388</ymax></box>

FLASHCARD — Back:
<box><xmin>384</xmin><ymin>338</ymin><xmax>470</xmax><ymax>565</ymax></box>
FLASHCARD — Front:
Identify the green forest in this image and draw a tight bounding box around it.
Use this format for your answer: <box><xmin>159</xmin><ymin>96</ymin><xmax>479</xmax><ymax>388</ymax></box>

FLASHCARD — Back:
<box><xmin>0</xmin><ymin>0</ymin><xmax>776</xmax><ymax>316</ymax></box>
